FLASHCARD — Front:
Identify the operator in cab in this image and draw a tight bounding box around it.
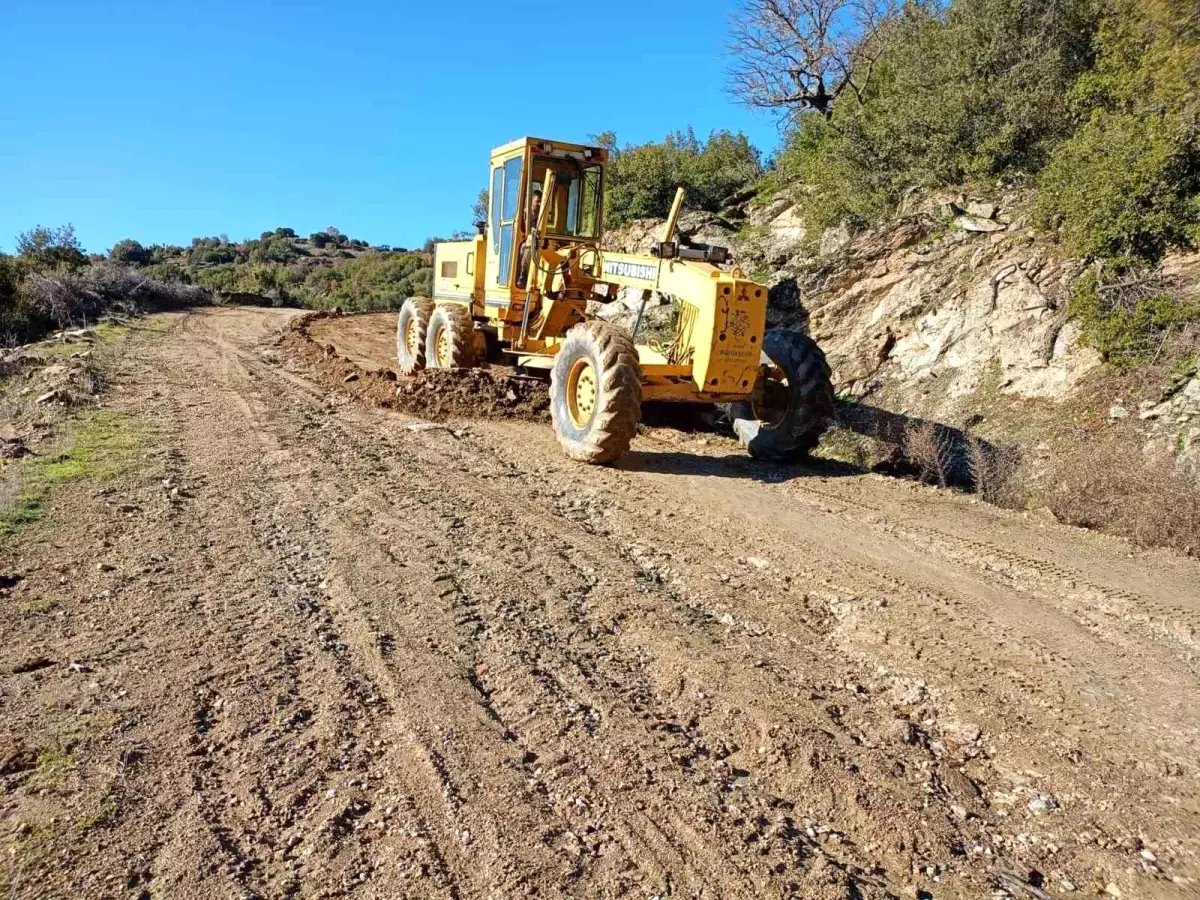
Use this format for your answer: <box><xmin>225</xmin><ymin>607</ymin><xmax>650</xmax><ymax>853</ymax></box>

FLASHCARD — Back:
<box><xmin>516</xmin><ymin>187</ymin><xmax>542</xmax><ymax>289</ymax></box>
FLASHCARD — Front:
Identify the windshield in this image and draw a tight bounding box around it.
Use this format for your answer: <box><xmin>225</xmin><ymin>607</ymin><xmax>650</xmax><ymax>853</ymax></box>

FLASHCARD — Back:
<box><xmin>530</xmin><ymin>159</ymin><xmax>602</xmax><ymax>239</ymax></box>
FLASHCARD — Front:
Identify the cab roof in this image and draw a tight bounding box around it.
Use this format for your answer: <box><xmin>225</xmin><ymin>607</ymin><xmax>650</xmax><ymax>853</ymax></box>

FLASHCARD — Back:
<box><xmin>490</xmin><ymin>136</ymin><xmax>608</xmax><ymax>162</ymax></box>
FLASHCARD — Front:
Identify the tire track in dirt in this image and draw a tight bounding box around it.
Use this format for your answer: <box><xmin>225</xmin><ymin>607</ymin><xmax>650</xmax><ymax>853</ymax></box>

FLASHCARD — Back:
<box><xmin>4</xmin><ymin>307</ymin><xmax>1198</xmax><ymax>900</ymax></box>
<box><xmin>292</xmin><ymin>303</ymin><xmax>1200</xmax><ymax>894</ymax></box>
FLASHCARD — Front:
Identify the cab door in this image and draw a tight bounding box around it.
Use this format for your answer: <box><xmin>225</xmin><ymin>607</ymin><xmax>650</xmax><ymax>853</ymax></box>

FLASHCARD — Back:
<box><xmin>484</xmin><ymin>152</ymin><xmax>524</xmax><ymax>301</ymax></box>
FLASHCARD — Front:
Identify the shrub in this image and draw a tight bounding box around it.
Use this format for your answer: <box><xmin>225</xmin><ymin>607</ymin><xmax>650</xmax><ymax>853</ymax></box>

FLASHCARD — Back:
<box><xmin>1037</xmin><ymin>112</ymin><xmax>1200</xmax><ymax>262</ymax></box>
<box><xmin>109</xmin><ymin>239</ymin><xmax>151</xmax><ymax>266</ymax></box>
<box><xmin>0</xmin><ymin>261</ymin><xmax>207</xmax><ymax>346</ymax></box>
<box><xmin>902</xmin><ymin>420</ymin><xmax>954</xmax><ymax>487</ymax></box>
<box><xmin>599</xmin><ymin>128</ymin><xmax>762</xmax><ymax>226</ymax></box>
<box><xmin>16</xmin><ymin>224</ymin><xmax>88</xmax><ymax>273</ymax></box>
<box><xmin>1046</xmin><ymin>440</ymin><xmax>1200</xmax><ymax>556</ymax></box>
<box><xmin>1067</xmin><ymin>264</ymin><xmax>1200</xmax><ymax>367</ymax></box>
<box><xmin>1034</xmin><ymin>0</ymin><xmax>1200</xmax><ymax>263</ymax></box>
<box><xmin>966</xmin><ymin>436</ymin><xmax>1024</xmax><ymax>507</ymax></box>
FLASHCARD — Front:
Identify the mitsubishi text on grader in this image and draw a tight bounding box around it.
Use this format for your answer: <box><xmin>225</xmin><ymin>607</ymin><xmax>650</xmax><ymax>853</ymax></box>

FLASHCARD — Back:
<box><xmin>397</xmin><ymin>136</ymin><xmax>834</xmax><ymax>464</ymax></box>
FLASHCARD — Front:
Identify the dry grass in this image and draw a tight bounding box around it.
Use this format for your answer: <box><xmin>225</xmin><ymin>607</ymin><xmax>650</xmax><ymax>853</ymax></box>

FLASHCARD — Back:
<box><xmin>901</xmin><ymin>420</ymin><xmax>955</xmax><ymax>487</ymax></box>
<box><xmin>966</xmin><ymin>435</ymin><xmax>1024</xmax><ymax>507</ymax></box>
<box><xmin>2</xmin><ymin>265</ymin><xmax>207</xmax><ymax>347</ymax></box>
<box><xmin>1042</xmin><ymin>442</ymin><xmax>1200</xmax><ymax>556</ymax></box>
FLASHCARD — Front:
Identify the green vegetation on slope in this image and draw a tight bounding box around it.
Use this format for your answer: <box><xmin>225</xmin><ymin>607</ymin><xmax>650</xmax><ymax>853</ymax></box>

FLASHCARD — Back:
<box><xmin>761</xmin><ymin>0</ymin><xmax>1199</xmax><ymax>268</ymax></box>
<box><xmin>113</xmin><ymin>226</ymin><xmax>434</xmax><ymax>312</ymax></box>
<box><xmin>595</xmin><ymin>128</ymin><xmax>763</xmax><ymax>227</ymax></box>
<box><xmin>0</xmin><ymin>225</ymin><xmax>435</xmax><ymax>347</ymax></box>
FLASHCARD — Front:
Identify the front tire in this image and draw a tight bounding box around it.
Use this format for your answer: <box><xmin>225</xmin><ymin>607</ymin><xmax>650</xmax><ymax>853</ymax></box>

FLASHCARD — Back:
<box><xmin>397</xmin><ymin>297</ymin><xmax>434</xmax><ymax>375</ymax></box>
<box><xmin>425</xmin><ymin>304</ymin><xmax>476</xmax><ymax>370</ymax></box>
<box><xmin>730</xmin><ymin>330</ymin><xmax>834</xmax><ymax>462</ymax></box>
<box><xmin>550</xmin><ymin>322</ymin><xmax>642</xmax><ymax>464</ymax></box>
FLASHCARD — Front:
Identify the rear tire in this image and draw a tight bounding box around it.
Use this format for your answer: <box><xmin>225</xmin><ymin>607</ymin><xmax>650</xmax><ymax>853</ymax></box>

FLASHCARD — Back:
<box><xmin>425</xmin><ymin>304</ymin><xmax>476</xmax><ymax>370</ymax></box>
<box><xmin>550</xmin><ymin>321</ymin><xmax>642</xmax><ymax>464</ymax></box>
<box><xmin>731</xmin><ymin>330</ymin><xmax>834</xmax><ymax>462</ymax></box>
<box><xmin>397</xmin><ymin>297</ymin><xmax>434</xmax><ymax>375</ymax></box>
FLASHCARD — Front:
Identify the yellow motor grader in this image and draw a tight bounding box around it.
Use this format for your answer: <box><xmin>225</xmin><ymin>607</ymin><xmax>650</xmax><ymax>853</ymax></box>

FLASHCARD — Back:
<box><xmin>397</xmin><ymin>136</ymin><xmax>833</xmax><ymax>464</ymax></box>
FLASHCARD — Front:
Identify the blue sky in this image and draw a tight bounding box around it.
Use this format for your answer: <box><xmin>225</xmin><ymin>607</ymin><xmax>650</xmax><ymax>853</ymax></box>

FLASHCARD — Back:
<box><xmin>0</xmin><ymin>0</ymin><xmax>782</xmax><ymax>255</ymax></box>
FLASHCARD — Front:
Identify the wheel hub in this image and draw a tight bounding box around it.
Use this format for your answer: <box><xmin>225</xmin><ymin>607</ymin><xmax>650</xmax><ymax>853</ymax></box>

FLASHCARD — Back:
<box><xmin>405</xmin><ymin>318</ymin><xmax>421</xmax><ymax>358</ymax></box>
<box><xmin>566</xmin><ymin>358</ymin><xmax>598</xmax><ymax>428</ymax></box>
<box><xmin>435</xmin><ymin>327</ymin><xmax>451</xmax><ymax>367</ymax></box>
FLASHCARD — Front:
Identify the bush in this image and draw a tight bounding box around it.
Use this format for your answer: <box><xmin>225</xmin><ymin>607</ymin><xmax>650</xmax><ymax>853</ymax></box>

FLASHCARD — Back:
<box><xmin>0</xmin><ymin>260</ymin><xmax>208</xmax><ymax>346</ymax></box>
<box><xmin>16</xmin><ymin>225</ymin><xmax>88</xmax><ymax>273</ymax></box>
<box><xmin>189</xmin><ymin>244</ymin><xmax>238</xmax><ymax>266</ymax></box>
<box><xmin>1046</xmin><ymin>439</ymin><xmax>1200</xmax><ymax>556</ymax></box>
<box><xmin>1036</xmin><ymin>112</ymin><xmax>1200</xmax><ymax>261</ymax></box>
<box><xmin>251</xmin><ymin>236</ymin><xmax>299</xmax><ymax>265</ymax></box>
<box><xmin>1034</xmin><ymin>0</ymin><xmax>1200</xmax><ymax>262</ymax></box>
<box><xmin>599</xmin><ymin>128</ymin><xmax>762</xmax><ymax>226</ymax></box>
<box><xmin>1067</xmin><ymin>264</ymin><xmax>1200</xmax><ymax>367</ymax></box>
<box><xmin>109</xmin><ymin>239</ymin><xmax>151</xmax><ymax>266</ymax></box>
<box><xmin>306</xmin><ymin>252</ymin><xmax>432</xmax><ymax>311</ymax></box>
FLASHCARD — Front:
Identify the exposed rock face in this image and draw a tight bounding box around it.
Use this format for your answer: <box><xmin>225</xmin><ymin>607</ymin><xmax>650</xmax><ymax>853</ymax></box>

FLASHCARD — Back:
<box><xmin>808</xmin><ymin>237</ymin><xmax>1100</xmax><ymax>402</ymax></box>
<box><xmin>735</xmin><ymin>195</ymin><xmax>1105</xmax><ymax>410</ymax></box>
<box><xmin>1139</xmin><ymin>370</ymin><xmax>1200</xmax><ymax>477</ymax></box>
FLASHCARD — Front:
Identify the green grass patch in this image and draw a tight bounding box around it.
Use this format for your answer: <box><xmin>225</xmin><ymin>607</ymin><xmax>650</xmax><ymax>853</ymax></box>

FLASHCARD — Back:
<box><xmin>25</xmin><ymin>320</ymin><xmax>133</xmax><ymax>359</ymax></box>
<box><xmin>0</xmin><ymin>408</ymin><xmax>157</xmax><ymax>540</ymax></box>
<box><xmin>0</xmin><ymin>819</ymin><xmax>58</xmax><ymax>895</ymax></box>
<box><xmin>79</xmin><ymin>800</ymin><xmax>120</xmax><ymax>832</ymax></box>
<box><xmin>22</xmin><ymin>596</ymin><xmax>57</xmax><ymax>614</ymax></box>
<box><xmin>30</xmin><ymin>744</ymin><xmax>75</xmax><ymax>789</ymax></box>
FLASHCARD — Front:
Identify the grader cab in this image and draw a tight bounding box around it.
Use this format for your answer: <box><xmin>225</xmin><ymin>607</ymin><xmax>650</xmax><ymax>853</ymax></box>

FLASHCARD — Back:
<box><xmin>397</xmin><ymin>136</ymin><xmax>833</xmax><ymax>464</ymax></box>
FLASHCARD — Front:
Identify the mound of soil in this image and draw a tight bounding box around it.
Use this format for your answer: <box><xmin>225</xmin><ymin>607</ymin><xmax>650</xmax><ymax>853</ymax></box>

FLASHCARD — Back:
<box><xmin>394</xmin><ymin>368</ymin><xmax>549</xmax><ymax>421</ymax></box>
<box><xmin>282</xmin><ymin>311</ymin><xmax>550</xmax><ymax>422</ymax></box>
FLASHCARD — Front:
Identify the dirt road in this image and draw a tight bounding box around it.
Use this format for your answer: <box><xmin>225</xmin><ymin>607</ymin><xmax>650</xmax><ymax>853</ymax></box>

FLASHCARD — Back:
<box><xmin>2</xmin><ymin>307</ymin><xmax>1198</xmax><ymax>899</ymax></box>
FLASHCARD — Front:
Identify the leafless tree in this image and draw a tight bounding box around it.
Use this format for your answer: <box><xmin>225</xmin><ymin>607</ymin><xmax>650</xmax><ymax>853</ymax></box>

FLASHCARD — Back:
<box><xmin>727</xmin><ymin>0</ymin><xmax>901</xmax><ymax>120</ymax></box>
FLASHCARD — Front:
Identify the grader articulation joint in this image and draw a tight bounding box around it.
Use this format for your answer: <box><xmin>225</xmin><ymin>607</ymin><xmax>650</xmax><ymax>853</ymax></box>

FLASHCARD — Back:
<box><xmin>397</xmin><ymin>136</ymin><xmax>833</xmax><ymax>464</ymax></box>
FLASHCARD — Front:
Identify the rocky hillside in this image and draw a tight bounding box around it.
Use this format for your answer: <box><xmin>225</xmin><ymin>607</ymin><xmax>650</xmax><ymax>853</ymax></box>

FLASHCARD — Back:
<box><xmin>605</xmin><ymin>196</ymin><xmax>1200</xmax><ymax>552</ymax></box>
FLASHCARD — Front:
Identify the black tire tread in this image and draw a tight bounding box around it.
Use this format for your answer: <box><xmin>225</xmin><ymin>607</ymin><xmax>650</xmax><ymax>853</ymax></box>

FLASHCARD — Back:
<box><xmin>426</xmin><ymin>303</ymin><xmax>476</xmax><ymax>369</ymax></box>
<box><xmin>396</xmin><ymin>297</ymin><xmax>435</xmax><ymax>375</ymax></box>
<box><xmin>732</xmin><ymin>330</ymin><xmax>834</xmax><ymax>462</ymax></box>
<box><xmin>550</xmin><ymin>321</ymin><xmax>643</xmax><ymax>464</ymax></box>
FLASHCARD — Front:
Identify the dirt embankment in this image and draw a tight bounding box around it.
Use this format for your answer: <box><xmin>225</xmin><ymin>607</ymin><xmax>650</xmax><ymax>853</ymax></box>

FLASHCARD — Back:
<box><xmin>286</xmin><ymin>312</ymin><xmax>550</xmax><ymax>422</ymax></box>
<box><xmin>0</xmin><ymin>307</ymin><xmax>1197</xmax><ymax>900</ymax></box>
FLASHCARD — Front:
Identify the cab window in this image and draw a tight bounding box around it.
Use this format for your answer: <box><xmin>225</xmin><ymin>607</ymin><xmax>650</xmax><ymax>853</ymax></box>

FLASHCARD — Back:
<box><xmin>496</xmin><ymin>155</ymin><xmax>523</xmax><ymax>287</ymax></box>
<box><xmin>532</xmin><ymin>158</ymin><xmax>602</xmax><ymax>239</ymax></box>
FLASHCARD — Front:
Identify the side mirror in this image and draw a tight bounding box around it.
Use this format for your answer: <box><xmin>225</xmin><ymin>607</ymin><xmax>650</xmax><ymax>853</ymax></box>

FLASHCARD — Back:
<box><xmin>473</xmin><ymin>220</ymin><xmax>486</xmax><ymax>236</ymax></box>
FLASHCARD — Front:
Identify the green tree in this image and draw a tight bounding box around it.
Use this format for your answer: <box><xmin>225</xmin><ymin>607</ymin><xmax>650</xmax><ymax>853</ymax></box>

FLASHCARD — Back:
<box><xmin>16</xmin><ymin>224</ymin><xmax>88</xmax><ymax>272</ymax></box>
<box><xmin>109</xmin><ymin>239</ymin><xmax>152</xmax><ymax>266</ymax></box>
<box><xmin>600</xmin><ymin>128</ymin><xmax>763</xmax><ymax>226</ymax></box>
<box><xmin>773</xmin><ymin>0</ymin><xmax>1100</xmax><ymax>236</ymax></box>
<box><xmin>1035</xmin><ymin>0</ymin><xmax>1200</xmax><ymax>262</ymax></box>
<box><xmin>471</xmin><ymin>188</ymin><xmax>488</xmax><ymax>227</ymax></box>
